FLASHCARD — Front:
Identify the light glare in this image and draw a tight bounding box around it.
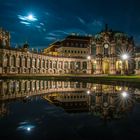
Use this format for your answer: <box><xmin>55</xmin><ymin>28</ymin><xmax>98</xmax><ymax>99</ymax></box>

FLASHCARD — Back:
<box><xmin>121</xmin><ymin>54</ymin><xmax>128</xmax><ymax>60</ymax></box>
<box><xmin>121</xmin><ymin>91</ymin><xmax>128</xmax><ymax>98</ymax></box>
<box><xmin>87</xmin><ymin>56</ymin><xmax>91</xmax><ymax>60</ymax></box>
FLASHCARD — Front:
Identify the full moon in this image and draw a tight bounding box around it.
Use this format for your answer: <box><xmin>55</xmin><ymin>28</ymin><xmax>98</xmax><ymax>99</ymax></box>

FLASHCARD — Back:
<box><xmin>28</xmin><ymin>14</ymin><xmax>33</xmax><ymax>20</ymax></box>
<box><xmin>26</xmin><ymin>14</ymin><xmax>37</xmax><ymax>21</ymax></box>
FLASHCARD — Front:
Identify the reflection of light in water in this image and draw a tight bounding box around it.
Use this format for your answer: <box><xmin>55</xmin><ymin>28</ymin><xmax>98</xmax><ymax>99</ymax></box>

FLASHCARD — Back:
<box><xmin>121</xmin><ymin>91</ymin><xmax>128</xmax><ymax>98</ymax></box>
<box><xmin>87</xmin><ymin>90</ymin><xmax>90</xmax><ymax>95</ymax></box>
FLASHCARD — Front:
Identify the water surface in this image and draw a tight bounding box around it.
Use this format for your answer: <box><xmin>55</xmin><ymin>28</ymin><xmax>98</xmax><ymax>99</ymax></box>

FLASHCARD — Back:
<box><xmin>0</xmin><ymin>79</ymin><xmax>140</xmax><ymax>140</ymax></box>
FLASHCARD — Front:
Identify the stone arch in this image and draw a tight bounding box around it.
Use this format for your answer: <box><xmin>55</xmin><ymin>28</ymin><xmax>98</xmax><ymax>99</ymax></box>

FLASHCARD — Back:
<box><xmin>46</xmin><ymin>60</ymin><xmax>49</xmax><ymax>69</ymax></box>
<box><xmin>53</xmin><ymin>61</ymin><xmax>57</xmax><ymax>69</ymax></box>
<box><xmin>70</xmin><ymin>61</ymin><xmax>74</xmax><ymax>69</ymax></box>
<box><xmin>22</xmin><ymin>57</ymin><xmax>26</xmax><ymax>67</ymax></box>
<box><xmin>82</xmin><ymin>61</ymin><xmax>87</xmax><ymax>69</ymax></box>
<box><xmin>11</xmin><ymin>55</ymin><xmax>16</xmax><ymax>67</ymax></box>
<box><xmin>32</xmin><ymin>58</ymin><xmax>35</xmax><ymax>67</ymax></box>
<box><xmin>16</xmin><ymin>56</ymin><xmax>20</xmax><ymax>67</ymax></box>
<box><xmin>50</xmin><ymin>60</ymin><xmax>52</xmax><ymax>69</ymax></box>
<box><xmin>42</xmin><ymin>59</ymin><xmax>45</xmax><ymax>68</ymax></box>
<box><xmin>3</xmin><ymin>54</ymin><xmax>9</xmax><ymax>67</ymax></box>
<box><xmin>38</xmin><ymin>59</ymin><xmax>41</xmax><ymax>68</ymax></box>
<box><xmin>27</xmin><ymin>57</ymin><xmax>32</xmax><ymax>67</ymax></box>
<box><xmin>64</xmin><ymin>61</ymin><xmax>68</xmax><ymax>69</ymax></box>
<box><xmin>103</xmin><ymin>60</ymin><xmax>109</xmax><ymax>74</ymax></box>
<box><xmin>76</xmin><ymin>62</ymin><xmax>80</xmax><ymax>69</ymax></box>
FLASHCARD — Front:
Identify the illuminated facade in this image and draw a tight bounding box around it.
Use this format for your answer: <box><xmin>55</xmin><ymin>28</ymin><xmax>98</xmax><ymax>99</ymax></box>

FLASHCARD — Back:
<box><xmin>135</xmin><ymin>49</ymin><xmax>140</xmax><ymax>74</ymax></box>
<box><xmin>91</xmin><ymin>25</ymin><xmax>135</xmax><ymax>74</ymax></box>
<box><xmin>0</xmin><ymin>26</ymin><xmax>137</xmax><ymax>75</ymax></box>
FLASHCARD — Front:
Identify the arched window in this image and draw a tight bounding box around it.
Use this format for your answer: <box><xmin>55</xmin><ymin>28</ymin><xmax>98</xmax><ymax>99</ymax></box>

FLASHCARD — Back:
<box><xmin>16</xmin><ymin>57</ymin><xmax>20</xmax><ymax>67</ymax></box>
<box><xmin>34</xmin><ymin>58</ymin><xmax>37</xmax><ymax>68</ymax></box>
<box><xmin>32</xmin><ymin>58</ymin><xmax>35</xmax><ymax>67</ymax></box>
<box><xmin>22</xmin><ymin>57</ymin><xmax>26</xmax><ymax>67</ymax></box>
<box><xmin>76</xmin><ymin>62</ymin><xmax>80</xmax><ymax>69</ymax></box>
<box><xmin>38</xmin><ymin>59</ymin><xmax>41</xmax><ymax>68</ymax></box>
<box><xmin>64</xmin><ymin>62</ymin><xmax>68</xmax><ymax>69</ymax></box>
<box><xmin>50</xmin><ymin>61</ymin><xmax>52</xmax><ymax>69</ymax></box>
<box><xmin>83</xmin><ymin>62</ymin><xmax>87</xmax><ymax>69</ymax></box>
<box><xmin>11</xmin><ymin>55</ymin><xmax>16</xmax><ymax>67</ymax></box>
<box><xmin>138</xmin><ymin>61</ymin><xmax>140</xmax><ymax>69</ymax></box>
<box><xmin>4</xmin><ymin>55</ymin><xmax>9</xmax><ymax>67</ymax></box>
<box><xmin>53</xmin><ymin>61</ymin><xmax>57</xmax><ymax>69</ymax></box>
<box><xmin>70</xmin><ymin>62</ymin><xmax>74</xmax><ymax>69</ymax></box>
<box><xmin>46</xmin><ymin>60</ymin><xmax>48</xmax><ymax>68</ymax></box>
<box><xmin>58</xmin><ymin>61</ymin><xmax>63</xmax><ymax>69</ymax></box>
<box><xmin>43</xmin><ymin>60</ymin><xmax>45</xmax><ymax>68</ymax></box>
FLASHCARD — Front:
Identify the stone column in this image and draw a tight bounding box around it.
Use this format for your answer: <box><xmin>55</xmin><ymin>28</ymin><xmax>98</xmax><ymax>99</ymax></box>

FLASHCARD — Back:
<box><xmin>96</xmin><ymin>58</ymin><xmax>102</xmax><ymax>74</ymax></box>
<box><xmin>109</xmin><ymin>57</ymin><xmax>116</xmax><ymax>75</ymax></box>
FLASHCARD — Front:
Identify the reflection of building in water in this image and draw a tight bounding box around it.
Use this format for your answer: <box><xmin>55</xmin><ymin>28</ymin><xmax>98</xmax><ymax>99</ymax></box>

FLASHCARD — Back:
<box><xmin>0</xmin><ymin>80</ymin><xmax>90</xmax><ymax>100</ymax></box>
<box><xmin>44</xmin><ymin>92</ymin><xmax>89</xmax><ymax>112</ymax></box>
<box><xmin>0</xmin><ymin>102</ymin><xmax>9</xmax><ymax>118</ymax></box>
<box><xmin>0</xmin><ymin>79</ymin><xmax>139</xmax><ymax>119</ymax></box>
<box><xmin>44</xmin><ymin>83</ymin><xmax>135</xmax><ymax>119</ymax></box>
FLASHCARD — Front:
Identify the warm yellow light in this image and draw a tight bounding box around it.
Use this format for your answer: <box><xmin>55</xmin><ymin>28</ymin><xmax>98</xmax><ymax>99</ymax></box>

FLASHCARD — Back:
<box><xmin>87</xmin><ymin>56</ymin><xmax>91</xmax><ymax>60</ymax></box>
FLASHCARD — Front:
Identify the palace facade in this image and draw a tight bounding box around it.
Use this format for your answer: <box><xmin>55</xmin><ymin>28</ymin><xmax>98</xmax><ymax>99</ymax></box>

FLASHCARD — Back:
<box><xmin>0</xmin><ymin>26</ymin><xmax>139</xmax><ymax>75</ymax></box>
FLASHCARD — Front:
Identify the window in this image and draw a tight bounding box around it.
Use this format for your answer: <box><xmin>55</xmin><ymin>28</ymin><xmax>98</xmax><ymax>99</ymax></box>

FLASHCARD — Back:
<box><xmin>64</xmin><ymin>62</ymin><xmax>68</xmax><ymax>69</ymax></box>
<box><xmin>11</xmin><ymin>55</ymin><xmax>16</xmax><ymax>67</ymax></box>
<box><xmin>43</xmin><ymin>60</ymin><xmax>45</xmax><ymax>68</ymax></box>
<box><xmin>138</xmin><ymin>61</ymin><xmax>140</xmax><ymax>69</ymax></box>
<box><xmin>46</xmin><ymin>60</ymin><xmax>49</xmax><ymax>68</ymax></box>
<box><xmin>4</xmin><ymin>55</ymin><xmax>9</xmax><ymax>67</ymax></box>
<box><xmin>83</xmin><ymin>62</ymin><xmax>87</xmax><ymax>69</ymax></box>
<box><xmin>53</xmin><ymin>61</ymin><xmax>57</xmax><ymax>68</ymax></box>
<box><xmin>70</xmin><ymin>62</ymin><xmax>74</xmax><ymax>69</ymax></box>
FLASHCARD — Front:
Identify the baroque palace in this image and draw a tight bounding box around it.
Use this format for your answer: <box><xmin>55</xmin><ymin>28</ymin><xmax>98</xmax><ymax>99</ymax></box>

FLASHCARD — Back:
<box><xmin>0</xmin><ymin>25</ymin><xmax>140</xmax><ymax>75</ymax></box>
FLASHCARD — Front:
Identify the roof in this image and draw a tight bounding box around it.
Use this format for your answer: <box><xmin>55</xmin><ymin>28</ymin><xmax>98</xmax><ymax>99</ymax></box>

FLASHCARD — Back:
<box><xmin>66</xmin><ymin>35</ymin><xmax>92</xmax><ymax>40</ymax></box>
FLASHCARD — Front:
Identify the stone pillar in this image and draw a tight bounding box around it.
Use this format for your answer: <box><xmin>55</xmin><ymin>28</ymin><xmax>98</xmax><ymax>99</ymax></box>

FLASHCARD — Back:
<box><xmin>109</xmin><ymin>57</ymin><xmax>116</xmax><ymax>74</ymax></box>
<box><xmin>87</xmin><ymin>60</ymin><xmax>92</xmax><ymax>74</ymax></box>
<box><xmin>80</xmin><ymin>61</ymin><xmax>83</xmax><ymax>74</ymax></box>
<box><xmin>96</xmin><ymin>58</ymin><xmax>102</xmax><ymax>74</ymax></box>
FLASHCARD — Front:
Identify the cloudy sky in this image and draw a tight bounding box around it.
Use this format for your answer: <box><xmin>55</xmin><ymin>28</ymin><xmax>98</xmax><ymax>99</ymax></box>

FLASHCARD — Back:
<box><xmin>0</xmin><ymin>0</ymin><xmax>140</xmax><ymax>48</ymax></box>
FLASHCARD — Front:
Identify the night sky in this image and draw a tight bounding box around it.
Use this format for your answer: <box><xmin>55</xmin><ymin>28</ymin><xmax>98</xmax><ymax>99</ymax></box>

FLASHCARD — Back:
<box><xmin>0</xmin><ymin>0</ymin><xmax>140</xmax><ymax>48</ymax></box>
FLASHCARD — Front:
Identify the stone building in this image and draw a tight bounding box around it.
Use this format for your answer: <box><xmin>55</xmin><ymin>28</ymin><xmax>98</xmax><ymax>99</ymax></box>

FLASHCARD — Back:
<box><xmin>0</xmin><ymin>28</ymin><xmax>91</xmax><ymax>75</ymax></box>
<box><xmin>44</xmin><ymin>34</ymin><xmax>92</xmax><ymax>58</ymax></box>
<box><xmin>0</xmin><ymin>26</ymin><xmax>137</xmax><ymax>75</ymax></box>
<box><xmin>91</xmin><ymin>25</ymin><xmax>135</xmax><ymax>75</ymax></box>
<box><xmin>135</xmin><ymin>47</ymin><xmax>140</xmax><ymax>74</ymax></box>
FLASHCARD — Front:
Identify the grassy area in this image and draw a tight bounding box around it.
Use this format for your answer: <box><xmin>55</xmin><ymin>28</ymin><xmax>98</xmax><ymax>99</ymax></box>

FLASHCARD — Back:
<box><xmin>1</xmin><ymin>74</ymin><xmax>140</xmax><ymax>81</ymax></box>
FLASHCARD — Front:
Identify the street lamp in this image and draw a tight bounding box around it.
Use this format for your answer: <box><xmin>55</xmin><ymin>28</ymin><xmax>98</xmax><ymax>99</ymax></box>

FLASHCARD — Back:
<box><xmin>87</xmin><ymin>56</ymin><xmax>92</xmax><ymax>74</ymax></box>
<box><xmin>87</xmin><ymin>56</ymin><xmax>91</xmax><ymax>60</ymax></box>
<box><xmin>121</xmin><ymin>53</ymin><xmax>129</xmax><ymax>75</ymax></box>
<box><xmin>121</xmin><ymin>91</ymin><xmax>128</xmax><ymax>98</ymax></box>
<box><xmin>121</xmin><ymin>54</ymin><xmax>129</xmax><ymax>60</ymax></box>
